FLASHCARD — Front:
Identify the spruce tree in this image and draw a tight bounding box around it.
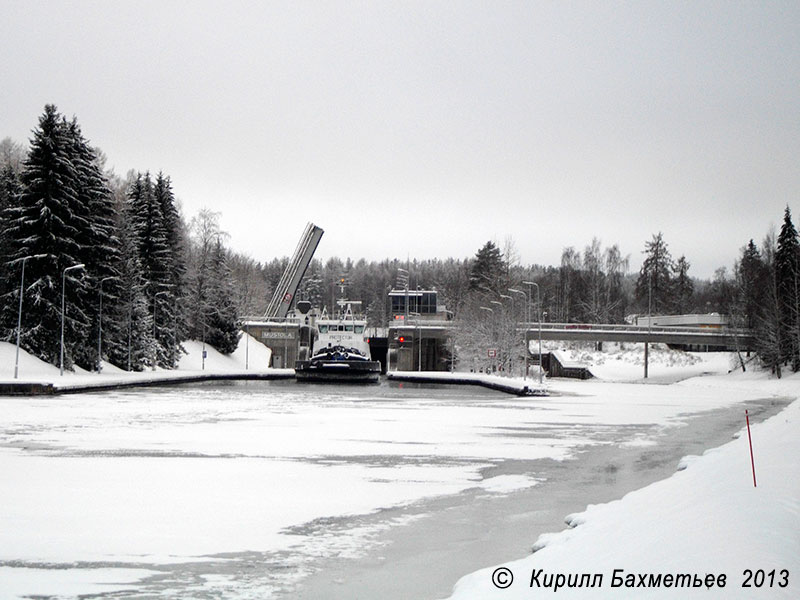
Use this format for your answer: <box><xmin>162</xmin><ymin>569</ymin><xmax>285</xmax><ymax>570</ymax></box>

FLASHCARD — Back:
<box><xmin>469</xmin><ymin>241</ymin><xmax>505</xmax><ymax>295</ymax></box>
<box><xmin>736</xmin><ymin>240</ymin><xmax>767</xmax><ymax>330</ymax></box>
<box><xmin>204</xmin><ymin>238</ymin><xmax>240</xmax><ymax>354</ymax></box>
<box><xmin>757</xmin><ymin>232</ymin><xmax>783</xmax><ymax>376</ymax></box>
<box><xmin>636</xmin><ymin>232</ymin><xmax>674</xmax><ymax>315</ymax></box>
<box><xmin>63</xmin><ymin>117</ymin><xmax>123</xmax><ymax>369</ymax></box>
<box><xmin>775</xmin><ymin>206</ymin><xmax>800</xmax><ymax>369</ymax></box>
<box><xmin>110</xmin><ymin>199</ymin><xmax>154</xmax><ymax>370</ymax></box>
<box><xmin>153</xmin><ymin>172</ymin><xmax>186</xmax><ymax>366</ymax></box>
<box><xmin>672</xmin><ymin>256</ymin><xmax>693</xmax><ymax>314</ymax></box>
<box><xmin>0</xmin><ymin>165</ymin><xmax>22</xmax><ymax>304</ymax></box>
<box><xmin>0</xmin><ymin>105</ymin><xmax>89</xmax><ymax>367</ymax></box>
<box><xmin>128</xmin><ymin>172</ymin><xmax>174</xmax><ymax>367</ymax></box>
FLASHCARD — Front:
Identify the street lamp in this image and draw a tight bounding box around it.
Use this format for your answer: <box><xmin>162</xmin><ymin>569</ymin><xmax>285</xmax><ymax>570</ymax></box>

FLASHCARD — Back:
<box><xmin>523</xmin><ymin>281</ymin><xmax>543</xmax><ymax>384</ymax></box>
<box><xmin>152</xmin><ymin>289</ymin><xmax>171</xmax><ymax>371</ymax></box>
<box><xmin>645</xmin><ymin>271</ymin><xmax>652</xmax><ymax>379</ymax></box>
<box><xmin>499</xmin><ymin>294</ymin><xmax>514</xmax><ymax>376</ymax></box>
<box><xmin>97</xmin><ymin>276</ymin><xmax>117</xmax><ymax>373</ymax></box>
<box><xmin>509</xmin><ymin>288</ymin><xmax>528</xmax><ymax>380</ymax></box>
<box><xmin>14</xmin><ymin>253</ymin><xmax>47</xmax><ymax>379</ymax></box>
<box><xmin>60</xmin><ymin>263</ymin><xmax>85</xmax><ymax>376</ymax></box>
<box><xmin>479</xmin><ymin>306</ymin><xmax>494</xmax><ymax>372</ymax></box>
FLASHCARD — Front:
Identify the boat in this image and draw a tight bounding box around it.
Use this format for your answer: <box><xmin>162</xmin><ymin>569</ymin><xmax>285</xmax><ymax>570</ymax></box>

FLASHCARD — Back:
<box><xmin>295</xmin><ymin>344</ymin><xmax>381</xmax><ymax>383</ymax></box>
<box><xmin>294</xmin><ymin>300</ymin><xmax>381</xmax><ymax>383</ymax></box>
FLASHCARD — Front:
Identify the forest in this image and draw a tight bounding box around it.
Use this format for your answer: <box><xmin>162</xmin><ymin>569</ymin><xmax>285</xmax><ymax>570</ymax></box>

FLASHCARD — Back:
<box><xmin>1</xmin><ymin>106</ymin><xmax>798</xmax><ymax>376</ymax></box>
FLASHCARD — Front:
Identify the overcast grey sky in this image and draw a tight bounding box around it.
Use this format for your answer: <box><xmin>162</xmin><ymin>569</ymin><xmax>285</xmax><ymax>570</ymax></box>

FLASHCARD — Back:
<box><xmin>2</xmin><ymin>1</ymin><xmax>799</xmax><ymax>278</ymax></box>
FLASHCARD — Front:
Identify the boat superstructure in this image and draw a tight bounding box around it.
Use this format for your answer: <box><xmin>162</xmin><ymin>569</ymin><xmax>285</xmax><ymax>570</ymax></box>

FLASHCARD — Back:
<box><xmin>295</xmin><ymin>300</ymin><xmax>380</xmax><ymax>382</ymax></box>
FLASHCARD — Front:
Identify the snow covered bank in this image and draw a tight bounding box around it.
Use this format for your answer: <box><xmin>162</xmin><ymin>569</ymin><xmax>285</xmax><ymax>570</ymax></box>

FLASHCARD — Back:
<box><xmin>0</xmin><ymin>334</ymin><xmax>290</xmax><ymax>393</ymax></box>
<box><xmin>542</xmin><ymin>341</ymin><xmax>739</xmax><ymax>382</ymax></box>
<box><xmin>387</xmin><ymin>370</ymin><xmax>547</xmax><ymax>396</ymax></box>
<box><xmin>447</xmin><ymin>377</ymin><xmax>800</xmax><ymax>599</ymax></box>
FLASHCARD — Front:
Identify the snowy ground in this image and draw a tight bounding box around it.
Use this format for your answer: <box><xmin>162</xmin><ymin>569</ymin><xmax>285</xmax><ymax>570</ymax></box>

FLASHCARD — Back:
<box><xmin>0</xmin><ymin>339</ymin><xmax>797</xmax><ymax>599</ymax></box>
<box><xmin>448</xmin><ymin>373</ymin><xmax>800</xmax><ymax>599</ymax></box>
<box><xmin>542</xmin><ymin>340</ymin><xmax>741</xmax><ymax>382</ymax></box>
<box><xmin>0</xmin><ymin>334</ymin><xmax>283</xmax><ymax>388</ymax></box>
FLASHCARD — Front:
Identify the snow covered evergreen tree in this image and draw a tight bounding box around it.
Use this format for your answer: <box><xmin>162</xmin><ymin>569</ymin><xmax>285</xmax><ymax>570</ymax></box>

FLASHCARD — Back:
<box><xmin>153</xmin><ymin>172</ymin><xmax>187</xmax><ymax>366</ymax></box>
<box><xmin>0</xmin><ymin>105</ymin><xmax>90</xmax><ymax>368</ymax></box>
<box><xmin>469</xmin><ymin>241</ymin><xmax>505</xmax><ymax>295</ymax></box>
<box><xmin>736</xmin><ymin>239</ymin><xmax>767</xmax><ymax>330</ymax></box>
<box><xmin>109</xmin><ymin>197</ymin><xmax>154</xmax><ymax>370</ymax></box>
<box><xmin>636</xmin><ymin>232</ymin><xmax>674</xmax><ymax>315</ymax></box>
<box><xmin>672</xmin><ymin>255</ymin><xmax>693</xmax><ymax>314</ymax></box>
<box><xmin>757</xmin><ymin>232</ymin><xmax>784</xmax><ymax>376</ymax></box>
<box><xmin>204</xmin><ymin>238</ymin><xmax>240</xmax><ymax>354</ymax></box>
<box><xmin>0</xmin><ymin>165</ymin><xmax>22</xmax><ymax>300</ymax></box>
<box><xmin>128</xmin><ymin>172</ymin><xmax>175</xmax><ymax>367</ymax></box>
<box><xmin>775</xmin><ymin>206</ymin><xmax>800</xmax><ymax>370</ymax></box>
<box><xmin>63</xmin><ymin>117</ymin><xmax>123</xmax><ymax>369</ymax></box>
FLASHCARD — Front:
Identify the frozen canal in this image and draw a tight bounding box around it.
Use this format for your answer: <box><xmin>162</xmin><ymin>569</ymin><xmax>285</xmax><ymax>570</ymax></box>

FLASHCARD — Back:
<box><xmin>0</xmin><ymin>378</ymin><xmax>787</xmax><ymax>599</ymax></box>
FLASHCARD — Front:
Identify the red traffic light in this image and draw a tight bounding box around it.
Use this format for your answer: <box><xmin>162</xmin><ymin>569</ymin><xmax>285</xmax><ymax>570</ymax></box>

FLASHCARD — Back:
<box><xmin>398</xmin><ymin>336</ymin><xmax>405</xmax><ymax>343</ymax></box>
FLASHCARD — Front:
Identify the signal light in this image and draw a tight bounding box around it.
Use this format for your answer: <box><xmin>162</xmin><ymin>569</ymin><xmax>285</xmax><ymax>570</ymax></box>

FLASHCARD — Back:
<box><xmin>398</xmin><ymin>336</ymin><xmax>405</xmax><ymax>343</ymax></box>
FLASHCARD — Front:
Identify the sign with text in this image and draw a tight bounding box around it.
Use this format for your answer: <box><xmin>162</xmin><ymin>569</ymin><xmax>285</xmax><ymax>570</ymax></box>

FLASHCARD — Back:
<box><xmin>261</xmin><ymin>331</ymin><xmax>295</xmax><ymax>340</ymax></box>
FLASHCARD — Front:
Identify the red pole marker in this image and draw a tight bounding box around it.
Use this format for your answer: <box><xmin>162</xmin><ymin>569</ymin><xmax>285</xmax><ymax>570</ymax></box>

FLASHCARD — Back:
<box><xmin>745</xmin><ymin>409</ymin><xmax>757</xmax><ymax>487</ymax></box>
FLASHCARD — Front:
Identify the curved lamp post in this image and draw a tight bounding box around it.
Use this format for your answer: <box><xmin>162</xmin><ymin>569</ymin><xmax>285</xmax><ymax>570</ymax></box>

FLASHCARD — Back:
<box><xmin>509</xmin><ymin>288</ymin><xmax>528</xmax><ymax>380</ymax></box>
<box><xmin>60</xmin><ymin>263</ymin><xmax>85</xmax><ymax>376</ymax></box>
<box><xmin>14</xmin><ymin>253</ymin><xmax>47</xmax><ymax>379</ymax></box>
<box><xmin>523</xmin><ymin>281</ymin><xmax>543</xmax><ymax>384</ymax></box>
<box><xmin>499</xmin><ymin>294</ymin><xmax>514</xmax><ymax>376</ymax></box>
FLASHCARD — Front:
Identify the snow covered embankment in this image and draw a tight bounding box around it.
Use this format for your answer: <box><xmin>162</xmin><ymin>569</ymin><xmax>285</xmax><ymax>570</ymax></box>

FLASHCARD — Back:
<box><xmin>0</xmin><ymin>335</ymin><xmax>291</xmax><ymax>393</ymax></box>
<box><xmin>448</xmin><ymin>396</ymin><xmax>800</xmax><ymax>599</ymax></box>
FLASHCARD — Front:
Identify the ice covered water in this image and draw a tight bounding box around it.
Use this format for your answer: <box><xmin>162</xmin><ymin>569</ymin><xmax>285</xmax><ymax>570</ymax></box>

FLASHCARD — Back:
<box><xmin>0</xmin><ymin>379</ymin><xmax>783</xmax><ymax>598</ymax></box>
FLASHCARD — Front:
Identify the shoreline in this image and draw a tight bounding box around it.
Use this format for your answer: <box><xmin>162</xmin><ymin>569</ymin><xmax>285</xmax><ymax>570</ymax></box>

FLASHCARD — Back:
<box><xmin>0</xmin><ymin>370</ymin><xmax>295</xmax><ymax>396</ymax></box>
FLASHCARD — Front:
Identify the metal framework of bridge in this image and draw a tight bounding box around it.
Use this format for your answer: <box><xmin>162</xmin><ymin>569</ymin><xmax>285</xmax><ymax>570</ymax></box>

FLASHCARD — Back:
<box><xmin>523</xmin><ymin>322</ymin><xmax>755</xmax><ymax>349</ymax></box>
<box><xmin>385</xmin><ymin>319</ymin><xmax>755</xmax><ymax>376</ymax></box>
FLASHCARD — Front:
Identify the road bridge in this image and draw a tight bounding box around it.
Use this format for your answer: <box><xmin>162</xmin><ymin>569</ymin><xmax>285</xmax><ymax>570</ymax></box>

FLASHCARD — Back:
<box><xmin>385</xmin><ymin>320</ymin><xmax>755</xmax><ymax>375</ymax></box>
<box><xmin>524</xmin><ymin>322</ymin><xmax>755</xmax><ymax>350</ymax></box>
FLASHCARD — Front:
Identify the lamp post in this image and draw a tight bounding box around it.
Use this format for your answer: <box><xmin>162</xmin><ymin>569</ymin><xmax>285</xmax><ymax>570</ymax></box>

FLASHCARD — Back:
<box><xmin>152</xmin><ymin>289</ymin><xmax>170</xmax><ymax>371</ymax></box>
<box><xmin>14</xmin><ymin>253</ymin><xmax>47</xmax><ymax>379</ymax></box>
<box><xmin>490</xmin><ymin>300</ymin><xmax>503</xmax><ymax>374</ymax></box>
<box><xmin>97</xmin><ymin>276</ymin><xmax>116</xmax><ymax>373</ymax></box>
<box><xmin>245</xmin><ymin>321</ymin><xmax>250</xmax><ymax>370</ymax></box>
<box><xmin>60</xmin><ymin>263</ymin><xmax>85</xmax><ymax>376</ymax></box>
<box><xmin>645</xmin><ymin>272</ymin><xmax>652</xmax><ymax>379</ymax></box>
<box><xmin>509</xmin><ymin>288</ymin><xmax>528</xmax><ymax>380</ymax></box>
<box><xmin>479</xmin><ymin>306</ymin><xmax>494</xmax><ymax>373</ymax></box>
<box><xmin>499</xmin><ymin>294</ymin><xmax>514</xmax><ymax>376</ymax></box>
<box><xmin>127</xmin><ymin>302</ymin><xmax>132</xmax><ymax>372</ymax></box>
<box><xmin>523</xmin><ymin>281</ymin><xmax>543</xmax><ymax>384</ymax></box>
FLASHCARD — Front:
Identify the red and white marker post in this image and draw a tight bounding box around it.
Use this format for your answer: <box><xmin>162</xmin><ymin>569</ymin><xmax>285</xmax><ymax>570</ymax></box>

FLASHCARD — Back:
<box><xmin>745</xmin><ymin>409</ymin><xmax>757</xmax><ymax>488</ymax></box>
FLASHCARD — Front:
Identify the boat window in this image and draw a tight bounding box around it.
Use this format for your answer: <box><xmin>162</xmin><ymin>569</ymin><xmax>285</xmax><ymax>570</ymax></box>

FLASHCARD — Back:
<box><xmin>354</xmin><ymin>325</ymin><xmax>364</xmax><ymax>333</ymax></box>
<box><xmin>345</xmin><ymin>324</ymin><xmax>354</xmax><ymax>332</ymax></box>
<box><xmin>318</xmin><ymin>325</ymin><xmax>328</xmax><ymax>333</ymax></box>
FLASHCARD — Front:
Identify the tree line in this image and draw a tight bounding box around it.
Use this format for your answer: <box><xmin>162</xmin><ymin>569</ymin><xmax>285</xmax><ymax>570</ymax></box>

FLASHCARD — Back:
<box><xmin>3</xmin><ymin>105</ymin><xmax>796</xmax><ymax>377</ymax></box>
<box><xmin>0</xmin><ymin>105</ymin><xmax>239</xmax><ymax>372</ymax></box>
